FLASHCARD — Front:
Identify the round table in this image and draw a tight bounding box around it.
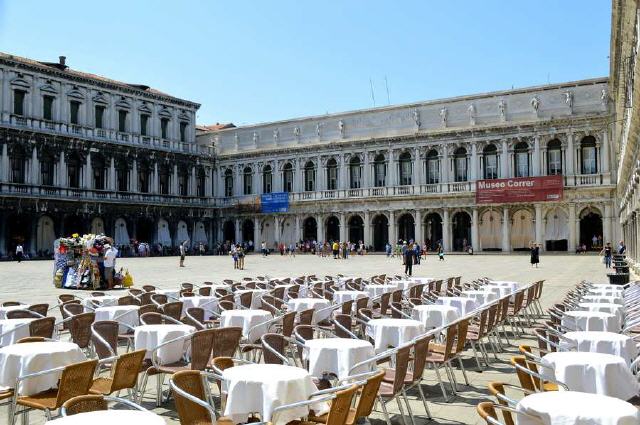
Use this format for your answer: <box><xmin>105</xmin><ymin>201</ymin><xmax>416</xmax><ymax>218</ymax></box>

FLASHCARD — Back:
<box><xmin>516</xmin><ymin>391</ymin><xmax>640</xmax><ymax>425</ymax></box>
<box><xmin>234</xmin><ymin>289</ymin><xmax>268</xmax><ymax>309</ymax></box>
<box><xmin>411</xmin><ymin>305</ymin><xmax>459</xmax><ymax>329</ymax></box>
<box><xmin>408</xmin><ymin>277</ymin><xmax>434</xmax><ymax>285</ymax></box>
<box><xmin>435</xmin><ymin>297</ymin><xmax>478</xmax><ymax>316</ymax></box>
<box><xmin>561</xmin><ymin>310</ymin><xmax>620</xmax><ymax>332</ymax></box>
<box><xmin>333</xmin><ymin>291</ymin><xmax>368</xmax><ymax>305</ymax></box>
<box><xmin>540</xmin><ymin>351</ymin><xmax>640</xmax><ymax>400</ymax></box>
<box><xmin>304</xmin><ymin>338</ymin><xmax>375</xmax><ymax>379</ymax></box>
<box><xmin>461</xmin><ymin>290</ymin><xmax>498</xmax><ymax>305</ymax></box>
<box><xmin>0</xmin><ymin>304</ymin><xmax>30</xmax><ymax>320</ymax></box>
<box><xmin>220</xmin><ymin>309</ymin><xmax>272</xmax><ymax>343</ymax></box>
<box><xmin>0</xmin><ymin>341</ymin><xmax>86</xmax><ymax>395</ymax></box>
<box><xmin>389</xmin><ymin>280</ymin><xmax>418</xmax><ymax>291</ymax></box>
<box><xmin>577</xmin><ymin>302</ymin><xmax>624</xmax><ymax>323</ymax></box>
<box><xmin>581</xmin><ymin>295</ymin><xmax>624</xmax><ymax>305</ymax></box>
<box><xmin>44</xmin><ymin>410</ymin><xmax>166</xmax><ymax>425</ymax></box>
<box><xmin>0</xmin><ymin>318</ymin><xmax>34</xmax><ymax>347</ymax></box>
<box><xmin>222</xmin><ymin>364</ymin><xmax>329</xmax><ymax>425</ymax></box>
<box><xmin>95</xmin><ymin>305</ymin><xmax>140</xmax><ymax>332</ymax></box>
<box><xmin>364</xmin><ymin>284</ymin><xmax>399</xmax><ymax>300</ymax></box>
<box><xmin>134</xmin><ymin>324</ymin><xmax>195</xmax><ymax>364</ymax></box>
<box><xmin>365</xmin><ymin>318</ymin><xmax>425</xmax><ymax>353</ymax></box>
<box><xmin>562</xmin><ymin>331</ymin><xmax>639</xmax><ymax>366</ymax></box>
<box><xmin>589</xmin><ymin>287</ymin><xmax>625</xmax><ymax>297</ymax></box>
<box><xmin>154</xmin><ymin>289</ymin><xmax>180</xmax><ymax>300</ymax></box>
<box><xmin>180</xmin><ymin>296</ymin><xmax>219</xmax><ymax>319</ymax></box>
<box><xmin>81</xmin><ymin>295</ymin><xmax>118</xmax><ymax>312</ymax></box>
<box><xmin>484</xmin><ymin>285</ymin><xmax>515</xmax><ymax>298</ymax></box>
<box><xmin>287</xmin><ymin>298</ymin><xmax>332</xmax><ymax>324</ymax></box>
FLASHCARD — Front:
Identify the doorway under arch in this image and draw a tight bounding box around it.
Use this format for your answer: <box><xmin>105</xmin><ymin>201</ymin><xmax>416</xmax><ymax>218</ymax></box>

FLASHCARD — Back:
<box><xmin>242</xmin><ymin>219</ymin><xmax>254</xmax><ymax>243</ymax></box>
<box><xmin>425</xmin><ymin>213</ymin><xmax>443</xmax><ymax>250</ymax></box>
<box><xmin>325</xmin><ymin>216</ymin><xmax>340</xmax><ymax>242</ymax></box>
<box><xmin>223</xmin><ymin>220</ymin><xmax>235</xmax><ymax>243</ymax></box>
<box><xmin>136</xmin><ymin>218</ymin><xmax>154</xmax><ymax>243</ymax></box>
<box><xmin>348</xmin><ymin>215</ymin><xmax>364</xmax><ymax>243</ymax></box>
<box><xmin>302</xmin><ymin>217</ymin><xmax>317</xmax><ymax>241</ymax></box>
<box><xmin>452</xmin><ymin>211</ymin><xmax>471</xmax><ymax>251</ymax></box>
<box><xmin>579</xmin><ymin>209</ymin><xmax>603</xmax><ymax>250</ymax></box>
<box><xmin>397</xmin><ymin>213</ymin><xmax>415</xmax><ymax>242</ymax></box>
<box><xmin>372</xmin><ymin>214</ymin><xmax>389</xmax><ymax>251</ymax></box>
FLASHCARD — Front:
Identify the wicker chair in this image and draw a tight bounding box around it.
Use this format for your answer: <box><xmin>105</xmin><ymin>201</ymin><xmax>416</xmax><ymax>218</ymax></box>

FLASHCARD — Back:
<box><xmin>260</xmin><ymin>333</ymin><xmax>290</xmax><ymax>365</ymax></box>
<box><xmin>6</xmin><ymin>310</ymin><xmax>40</xmax><ymax>319</ymax></box>
<box><xmin>29</xmin><ymin>317</ymin><xmax>56</xmax><ymax>339</ymax></box>
<box><xmin>91</xmin><ymin>321</ymin><xmax>119</xmax><ymax>360</ymax></box>
<box><xmin>17</xmin><ymin>337</ymin><xmax>46</xmax><ymax>343</ymax></box>
<box><xmin>28</xmin><ymin>304</ymin><xmax>49</xmax><ymax>317</ymax></box>
<box><xmin>90</xmin><ymin>350</ymin><xmax>146</xmax><ymax>399</ymax></box>
<box><xmin>276</xmin><ymin>383</ymin><xmax>359</xmax><ymax>425</ymax></box>
<box><xmin>2</xmin><ymin>301</ymin><xmax>20</xmax><ymax>307</ymax></box>
<box><xmin>69</xmin><ymin>312</ymin><xmax>95</xmax><ymax>350</ymax></box>
<box><xmin>239</xmin><ymin>292</ymin><xmax>253</xmax><ymax>309</ymax></box>
<box><xmin>117</xmin><ymin>296</ymin><xmax>137</xmax><ymax>306</ymax></box>
<box><xmin>198</xmin><ymin>286</ymin><xmax>212</xmax><ymax>296</ymax></box>
<box><xmin>298</xmin><ymin>308</ymin><xmax>315</xmax><ymax>325</ymax></box>
<box><xmin>62</xmin><ymin>302</ymin><xmax>84</xmax><ymax>317</ymax></box>
<box><xmin>139</xmin><ymin>312</ymin><xmax>182</xmax><ymax>325</ymax></box>
<box><xmin>142</xmin><ymin>285</ymin><xmax>157</xmax><ymax>292</ymax></box>
<box><xmin>377</xmin><ymin>345</ymin><xmax>412</xmax><ymax>425</ymax></box>
<box><xmin>170</xmin><ymin>370</ymin><xmax>234</xmax><ymax>425</ymax></box>
<box><xmin>61</xmin><ymin>394</ymin><xmax>147</xmax><ymax>416</ymax></box>
<box><xmin>151</xmin><ymin>294</ymin><xmax>168</xmax><ymax>306</ymax></box>
<box><xmin>210</xmin><ymin>327</ymin><xmax>242</xmax><ymax>361</ymax></box>
<box><xmin>57</xmin><ymin>294</ymin><xmax>76</xmax><ymax>304</ymax></box>
<box><xmin>138</xmin><ymin>292</ymin><xmax>155</xmax><ymax>306</ymax></box>
<box><xmin>13</xmin><ymin>359</ymin><xmax>98</xmax><ymax>423</ymax></box>
<box><xmin>160</xmin><ymin>301</ymin><xmax>183</xmax><ymax>321</ymax></box>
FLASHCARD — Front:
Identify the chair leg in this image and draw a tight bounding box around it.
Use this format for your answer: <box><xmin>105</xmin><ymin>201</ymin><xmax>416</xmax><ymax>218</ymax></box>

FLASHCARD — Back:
<box><xmin>457</xmin><ymin>357</ymin><xmax>470</xmax><ymax>386</ymax></box>
<box><xmin>138</xmin><ymin>372</ymin><xmax>149</xmax><ymax>404</ymax></box>
<box><xmin>432</xmin><ymin>364</ymin><xmax>449</xmax><ymax>401</ymax></box>
<box><xmin>401</xmin><ymin>389</ymin><xmax>415</xmax><ymax>425</ymax></box>
<box><xmin>444</xmin><ymin>363</ymin><xmax>458</xmax><ymax>395</ymax></box>
<box><xmin>378</xmin><ymin>396</ymin><xmax>392</xmax><ymax>425</ymax></box>
<box><xmin>470</xmin><ymin>342</ymin><xmax>483</xmax><ymax>371</ymax></box>
<box><xmin>156</xmin><ymin>373</ymin><xmax>163</xmax><ymax>407</ymax></box>
<box><xmin>416</xmin><ymin>383</ymin><xmax>432</xmax><ymax>420</ymax></box>
<box><xmin>395</xmin><ymin>395</ymin><xmax>408</xmax><ymax>425</ymax></box>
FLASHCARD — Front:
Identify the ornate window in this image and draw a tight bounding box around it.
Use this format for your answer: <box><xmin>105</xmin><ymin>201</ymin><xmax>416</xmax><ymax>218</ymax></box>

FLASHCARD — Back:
<box><xmin>95</xmin><ymin>105</ymin><xmax>105</xmax><ymax>129</ymax></box>
<box><xmin>10</xmin><ymin>146</ymin><xmax>26</xmax><ymax>184</ymax></box>
<box><xmin>159</xmin><ymin>165</ymin><xmax>171</xmax><ymax>195</ymax></box>
<box><xmin>67</xmin><ymin>153</ymin><xmax>82</xmax><ymax>189</ymax></box>
<box><xmin>13</xmin><ymin>90</ymin><xmax>26</xmax><ymax>116</ymax></box>
<box><xmin>118</xmin><ymin>110</ymin><xmax>128</xmax><ymax>132</ymax></box>
<box><xmin>580</xmin><ymin>136</ymin><xmax>597</xmax><ymax>174</ymax></box>
<box><xmin>398</xmin><ymin>152</ymin><xmax>412</xmax><ymax>185</ymax></box>
<box><xmin>178</xmin><ymin>167</ymin><xmax>189</xmax><ymax>196</ymax></box>
<box><xmin>483</xmin><ymin>144</ymin><xmax>498</xmax><ymax>179</ymax></box>
<box><xmin>70</xmin><ymin>101</ymin><xmax>81</xmax><ymax>125</ymax></box>
<box><xmin>373</xmin><ymin>154</ymin><xmax>386</xmax><ymax>187</ymax></box>
<box><xmin>283</xmin><ymin>163</ymin><xmax>294</xmax><ymax>192</ymax></box>
<box><xmin>514</xmin><ymin>142</ymin><xmax>530</xmax><ymax>177</ymax></box>
<box><xmin>42</xmin><ymin>95</ymin><xmax>54</xmax><ymax>121</ymax></box>
<box><xmin>41</xmin><ymin>151</ymin><xmax>55</xmax><ymax>186</ymax></box>
<box><xmin>243</xmin><ymin>166</ymin><xmax>253</xmax><ymax>195</ymax></box>
<box><xmin>326</xmin><ymin>158</ymin><xmax>338</xmax><ymax>190</ymax></box>
<box><xmin>161</xmin><ymin>118</ymin><xmax>169</xmax><ymax>139</ymax></box>
<box><xmin>304</xmin><ymin>161</ymin><xmax>315</xmax><ymax>192</ymax></box>
<box><xmin>262</xmin><ymin>165</ymin><xmax>272</xmax><ymax>193</ymax></box>
<box><xmin>224</xmin><ymin>169</ymin><xmax>233</xmax><ymax>197</ymax></box>
<box><xmin>140</xmin><ymin>114</ymin><xmax>149</xmax><ymax>136</ymax></box>
<box><xmin>454</xmin><ymin>147</ymin><xmax>468</xmax><ymax>182</ymax></box>
<box><xmin>426</xmin><ymin>150</ymin><xmax>439</xmax><ymax>184</ymax></box>
<box><xmin>138</xmin><ymin>162</ymin><xmax>150</xmax><ymax>193</ymax></box>
<box><xmin>116</xmin><ymin>160</ymin><xmax>128</xmax><ymax>192</ymax></box>
<box><xmin>547</xmin><ymin>139</ymin><xmax>562</xmax><ymax>175</ymax></box>
<box><xmin>179</xmin><ymin>122</ymin><xmax>188</xmax><ymax>142</ymax></box>
<box><xmin>349</xmin><ymin>157</ymin><xmax>362</xmax><ymax>189</ymax></box>
<box><xmin>197</xmin><ymin>169</ymin><xmax>206</xmax><ymax>197</ymax></box>
<box><xmin>92</xmin><ymin>154</ymin><xmax>106</xmax><ymax>190</ymax></box>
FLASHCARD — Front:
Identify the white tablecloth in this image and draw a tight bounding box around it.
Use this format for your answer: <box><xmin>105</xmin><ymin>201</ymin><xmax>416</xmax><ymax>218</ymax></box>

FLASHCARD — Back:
<box><xmin>540</xmin><ymin>351</ymin><xmax>640</xmax><ymax>400</ymax></box>
<box><xmin>154</xmin><ymin>289</ymin><xmax>180</xmax><ymax>300</ymax></box>
<box><xmin>488</xmin><ymin>280</ymin><xmax>519</xmax><ymax>290</ymax></box>
<box><xmin>134</xmin><ymin>324</ymin><xmax>195</xmax><ymax>364</ymax></box>
<box><xmin>412</xmin><ymin>305</ymin><xmax>459</xmax><ymax>329</ymax></box>
<box><xmin>220</xmin><ymin>309</ymin><xmax>273</xmax><ymax>343</ymax></box>
<box><xmin>461</xmin><ymin>290</ymin><xmax>498</xmax><ymax>305</ymax></box>
<box><xmin>45</xmin><ymin>410</ymin><xmax>166</xmax><ymax>425</ymax></box>
<box><xmin>408</xmin><ymin>277</ymin><xmax>434</xmax><ymax>285</ymax></box>
<box><xmin>304</xmin><ymin>338</ymin><xmax>375</xmax><ymax>379</ymax></box>
<box><xmin>0</xmin><ymin>341</ymin><xmax>86</xmax><ymax>395</ymax></box>
<box><xmin>562</xmin><ymin>310</ymin><xmax>621</xmax><ymax>332</ymax></box>
<box><xmin>435</xmin><ymin>297</ymin><xmax>478</xmax><ymax>316</ymax></box>
<box><xmin>581</xmin><ymin>295</ymin><xmax>624</xmax><ymax>305</ymax></box>
<box><xmin>589</xmin><ymin>287</ymin><xmax>625</xmax><ymax>297</ymax></box>
<box><xmin>515</xmin><ymin>391</ymin><xmax>640</xmax><ymax>425</ymax></box>
<box><xmin>0</xmin><ymin>318</ymin><xmax>34</xmax><ymax>347</ymax></box>
<box><xmin>81</xmin><ymin>295</ymin><xmax>118</xmax><ymax>312</ymax></box>
<box><xmin>223</xmin><ymin>364</ymin><xmax>328</xmax><ymax>425</ymax></box>
<box><xmin>95</xmin><ymin>305</ymin><xmax>140</xmax><ymax>332</ymax></box>
<box><xmin>484</xmin><ymin>285</ymin><xmax>515</xmax><ymax>298</ymax></box>
<box><xmin>180</xmin><ymin>296</ymin><xmax>219</xmax><ymax>319</ymax></box>
<box><xmin>333</xmin><ymin>291</ymin><xmax>368</xmax><ymax>305</ymax></box>
<box><xmin>0</xmin><ymin>304</ymin><xmax>30</xmax><ymax>319</ymax></box>
<box><xmin>389</xmin><ymin>280</ymin><xmax>418</xmax><ymax>291</ymax></box>
<box><xmin>578</xmin><ymin>302</ymin><xmax>624</xmax><ymax>324</ymax></box>
<box><xmin>234</xmin><ymin>289</ymin><xmax>268</xmax><ymax>309</ymax></box>
<box><xmin>287</xmin><ymin>298</ymin><xmax>332</xmax><ymax>324</ymax></box>
<box><xmin>562</xmin><ymin>331</ymin><xmax>639</xmax><ymax>366</ymax></box>
<box><xmin>365</xmin><ymin>284</ymin><xmax>399</xmax><ymax>300</ymax></box>
<box><xmin>365</xmin><ymin>318</ymin><xmax>425</xmax><ymax>353</ymax></box>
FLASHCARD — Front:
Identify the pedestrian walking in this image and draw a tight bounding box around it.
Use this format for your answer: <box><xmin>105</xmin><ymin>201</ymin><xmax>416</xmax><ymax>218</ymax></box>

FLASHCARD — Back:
<box><xmin>15</xmin><ymin>244</ymin><xmax>23</xmax><ymax>262</ymax></box>
<box><xmin>179</xmin><ymin>240</ymin><xmax>188</xmax><ymax>267</ymax></box>
<box><xmin>404</xmin><ymin>242</ymin><xmax>414</xmax><ymax>276</ymax></box>
<box><xmin>103</xmin><ymin>244</ymin><xmax>118</xmax><ymax>289</ymax></box>
<box><xmin>437</xmin><ymin>243</ymin><xmax>445</xmax><ymax>261</ymax></box>
<box><xmin>530</xmin><ymin>242</ymin><xmax>540</xmax><ymax>268</ymax></box>
<box><xmin>600</xmin><ymin>242</ymin><xmax>612</xmax><ymax>268</ymax></box>
<box><xmin>237</xmin><ymin>244</ymin><xmax>245</xmax><ymax>270</ymax></box>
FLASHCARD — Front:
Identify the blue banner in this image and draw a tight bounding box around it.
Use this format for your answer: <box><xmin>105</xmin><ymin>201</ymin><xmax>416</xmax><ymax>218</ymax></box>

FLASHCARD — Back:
<box><xmin>261</xmin><ymin>192</ymin><xmax>289</xmax><ymax>213</ymax></box>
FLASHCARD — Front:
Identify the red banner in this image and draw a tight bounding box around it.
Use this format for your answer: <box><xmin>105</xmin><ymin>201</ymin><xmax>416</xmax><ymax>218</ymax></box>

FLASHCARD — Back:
<box><xmin>475</xmin><ymin>175</ymin><xmax>563</xmax><ymax>204</ymax></box>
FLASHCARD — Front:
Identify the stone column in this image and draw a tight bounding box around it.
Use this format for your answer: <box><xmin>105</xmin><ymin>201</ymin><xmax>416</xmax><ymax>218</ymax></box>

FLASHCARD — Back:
<box><xmin>1</xmin><ymin>143</ymin><xmax>8</xmax><ymax>182</ymax></box>
<box><xmin>501</xmin><ymin>207</ymin><xmax>510</xmax><ymax>252</ymax></box>
<box><xmin>339</xmin><ymin>213</ymin><xmax>347</xmax><ymax>242</ymax></box>
<box><xmin>533</xmin><ymin>136</ymin><xmax>541</xmax><ymax>176</ymax></box>
<box><xmin>363</xmin><ymin>152</ymin><xmax>370</xmax><ymax>188</ymax></box>
<box><xmin>413</xmin><ymin>148</ymin><xmax>420</xmax><ymax>185</ymax></box>
<box><xmin>441</xmin><ymin>147</ymin><xmax>449</xmax><ymax>184</ymax></box>
<box><xmin>274</xmin><ymin>216</ymin><xmax>281</xmax><ymax>244</ymax></box>
<box><xmin>317</xmin><ymin>214</ymin><xmax>324</xmax><ymax>242</ymax></box>
<box><xmin>535</xmin><ymin>203</ymin><xmax>543</xmax><ymax>248</ymax></box>
<box><xmin>415</xmin><ymin>209</ymin><xmax>422</xmax><ymax>242</ymax></box>
<box><xmin>31</xmin><ymin>146</ymin><xmax>39</xmax><ymax>185</ymax></box>
<box><xmin>470</xmin><ymin>143</ymin><xmax>478</xmax><ymax>181</ymax></box>
<box><xmin>388</xmin><ymin>210</ymin><xmax>396</xmax><ymax>244</ymax></box>
<box><xmin>84</xmin><ymin>151</ymin><xmax>92</xmax><ymax>189</ymax></box>
<box><xmin>568</xmin><ymin>203</ymin><xmax>577</xmax><ymax>252</ymax></box>
<box><xmin>294</xmin><ymin>215</ymin><xmax>301</xmax><ymax>243</ymax></box>
<box><xmin>566</xmin><ymin>132</ymin><xmax>574</xmax><ymax>175</ymax></box>
<box><xmin>442</xmin><ymin>209</ymin><xmax>450</xmax><ymax>251</ymax></box>
<box><xmin>235</xmin><ymin>219</ymin><xmax>241</xmax><ymax>243</ymax></box>
<box><xmin>172</xmin><ymin>164</ymin><xmax>179</xmax><ymax>195</ymax></box>
<box><xmin>153</xmin><ymin>162</ymin><xmax>159</xmax><ymax>193</ymax></box>
<box><xmin>363</xmin><ymin>210</ymin><xmax>371</xmax><ymax>247</ymax></box>
<box><xmin>59</xmin><ymin>153</ymin><xmax>67</xmax><ymax>188</ymax></box>
<box><xmin>604</xmin><ymin>203</ymin><xmax>612</xmax><ymax>244</ymax></box>
<box><xmin>500</xmin><ymin>139</ymin><xmax>509</xmax><ymax>178</ymax></box>
<box><xmin>190</xmin><ymin>166</ymin><xmax>196</xmax><ymax>196</ymax></box>
<box><xmin>387</xmin><ymin>149</ymin><xmax>396</xmax><ymax>186</ymax></box>
<box><xmin>471</xmin><ymin>208</ymin><xmax>480</xmax><ymax>251</ymax></box>
<box><xmin>254</xmin><ymin>217</ymin><xmax>261</xmax><ymax>246</ymax></box>
<box><xmin>601</xmin><ymin>131</ymin><xmax>610</xmax><ymax>173</ymax></box>
<box><xmin>340</xmin><ymin>156</ymin><xmax>348</xmax><ymax>190</ymax></box>
<box><xmin>131</xmin><ymin>158</ymin><xmax>138</xmax><ymax>192</ymax></box>
<box><xmin>109</xmin><ymin>157</ymin><xmax>116</xmax><ymax>191</ymax></box>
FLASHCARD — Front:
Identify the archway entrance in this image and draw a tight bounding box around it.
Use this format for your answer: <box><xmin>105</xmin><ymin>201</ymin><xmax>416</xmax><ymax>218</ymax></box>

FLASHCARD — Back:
<box><xmin>7</xmin><ymin>214</ymin><xmax>31</xmax><ymax>255</ymax></box>
<box><xmin>372</xmin><ymin>214</ymin><xmax>388</xmax><ymax>251</ymax></box>
<box><xmin>303</xmin><ymin>217</ymin><xmax>317</xmax><ymax>241</ymax></box>
<box><xmin>63</xmin><ymin>214</ymin><xmax>86</xmax><ymax>236</ymax></box>
<box><xmin>511</xmin><ymin>209</ymin><xmax>535</xmax><ymax>251</ymax></box>
<box><xmin>325</xmin><ymin>216</ymin><xmax>339</xmax><ymax>242</ymax></box>
<box><xmin>425</xmin><ymin>213</ymin><xmax>442</xmax><ymax>250</ymax></box>
<box><xmin>242</xmin><ymin>219</ymin><xmax>254</xmax><ymax>243</ymax></box>
<box><xmin>452</xmin><ymin>211</ymin><xmax>471</xmax><ymax>251</ymax></box>
<box><xmin>580</xmin><ymin>209</ymin><xmax>603</xmax><ymax>250</ymax></box>
<box><xmin>545</xmin><ymin>208</ymin><xmax>568</xmax><ymax>251</ymax></box>
<box><xmin>397</xmin><ymin>213</ymin><xmax>415</xmax><ymax>242</ymax></box>
<box><xmin>223</xmin><ymin>220</ymin><xmax>235</xmax><ymax>243</ymax></box>
<box><xmin>348</xmin><ymin>215</ymin><xmax>364</xmax><ymax>243</ymax></box>
<box><xmin>136</xmin><ymin>218</ymin><xmax>154</xmax><ymax>243</ymax></box>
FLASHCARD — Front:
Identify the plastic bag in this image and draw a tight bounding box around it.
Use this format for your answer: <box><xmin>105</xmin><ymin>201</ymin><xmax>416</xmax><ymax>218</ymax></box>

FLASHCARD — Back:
<box><xmin>122</xmin><ymin>269</ymin><xmax>134</xmax><ymax>288</ymax></box>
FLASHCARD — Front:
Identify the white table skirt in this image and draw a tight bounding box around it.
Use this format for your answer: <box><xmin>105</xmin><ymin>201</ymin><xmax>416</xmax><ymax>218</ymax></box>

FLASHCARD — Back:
<box><xmin>412</xmin><ymin>305</ymin><xmax>459</xmax><ymax>330</ymax></box>
<box><xmin>365</xmin><ymin>318</ymin><xmax>425</xmax><ymax>353</ymax></box>
<box><xmin>461</xmin><ymin>290</ymin><xmax>498</xmax><ymax>305</ymax></box>
<box><xmin>562</xmin><ymin>310</ymin><xmax>621</xmax><ymax>332</ymax></box>
<box><xmin>581</xmin><ymin>295</ymin><xmax>624</xmax><ymax>305</ymax></box>
<box><xmin>540</xmin><ymin>351</ymin><xmax>640</xmax><ymax>400</ymax></box>
<box><xmin>0</xmin><ymin>305</ymin><xmax>30</xmax><ymax>320</ymax></box>
<box><xmin>134</xmin><ymin>324</ymin><xmax>195</xmax><ymax>364</ymax></box>
<box><xmin>435</xmin><ymin>297</ymin><xmax>479</xmax><ymax>316</ymax></box>
<box><xmin>388</xmin><ymin>280</ymin><xmax>418</xmax><ymax>291</ymax></box>
<box><xmin>364</xmin><ymin>284</ymin><xmax>399</xmax><ymax>300</ymax></box>
<box><xmin>408</xmin><ymin>277</ymin><xmax>434</xmax><ymax>285</ymax></box>
<box><xmin>304</xmin><ymin>338</ymin><xmax>375</xmax><ymax>379</ymax></box>
<box><xmin>515</xmin><ymin>391</ymin><xmax>640</xmax><ymax>425</ymax></box>
<box><xmin>577</xmin><ymin>303</ymin><xmax>624</xmax><ymax>324</ymax></box>
<box><xmin>234</xmin><ymin>289</ymin><xmax>268</xmax><ymax>309</ymax></box>
<box><xmin>562</xmin><ymin>331</ymin><xmax>639</xmax><ymax>366</ymax></box>
<box><xmin>0</xmin><ymin>341</ymin><xmax>86</xmax><ymax>395</ymax></box>
<box><xmin>0</xmin><ymin>318</ymin><xmax>34</xmax><ymax>347</ymax></box>
<box><xmin>154</xmin><ymin>289</ymin><xmax>180</xmax><ymax>300</ymax></box>
<box><xmin>223</xmin><ymin>364</ymin><xmax>328</xmax><ymax>425</ymax></box>
<box><xmin>333</xmin><ymin>291</ymin><xmax>368</xmax><ymax>305</ymax></box>
<box><xmin>81</xmin><ymin>295</ymin><xmax>119</xmax><ymax>312</ymax></box>
<box><xmin>287</xmin><ymin>298</ymin><xmax>332</xmax><ymax>323</ymax></box>
<box><xmin>180</xmin><ymin>296</ymin><xmax>219</xmax><ymax>319</ymax></box>
<box><xmin>95</xmin><ymin>305</ymin><xmax>140</xmax><ymax>333</ymax></box>
<box><xmin>45</xmin><ymin>410</ymin><xmax>166</xmax><ymax>425</ymax></box>
<box><xmin>220</xmin><ymin>309</ymin><xmax>273</xmax><ymax>343</ymax></box>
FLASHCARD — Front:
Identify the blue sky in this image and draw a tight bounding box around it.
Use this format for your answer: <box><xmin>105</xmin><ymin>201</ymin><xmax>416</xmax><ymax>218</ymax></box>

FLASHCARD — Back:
<box><xmin>0</xmin><ymin>1</ymin><xmax>611</xmax><ymax>126</ymax></box>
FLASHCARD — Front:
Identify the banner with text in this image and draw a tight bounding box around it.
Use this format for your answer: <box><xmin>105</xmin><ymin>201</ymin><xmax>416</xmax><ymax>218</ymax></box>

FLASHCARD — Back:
<box><xmin>261</xmin><ymin>192</ymin><xmax>289</xmax><ymax>213</ymax></box>
<box><xmin>475</xmin><ymin>175</ymin><xmax>563</xmax><ymax>204</ymax></box>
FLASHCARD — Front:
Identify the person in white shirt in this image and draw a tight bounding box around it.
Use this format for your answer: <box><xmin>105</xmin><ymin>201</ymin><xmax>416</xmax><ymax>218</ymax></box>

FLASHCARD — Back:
<box><xmin>103</xmin><ymin>244</ymin><xmax>118</xmax><ymax>289</ymax></box>
<box><xmin>15</xmin><ymin>244</ymin><xmax>24</xmax><ymax>262</ymax></box>
<box><xmin>179</xmin><ymin>240</ymin><xmax>188</xmax><ymax>267</ymax></box>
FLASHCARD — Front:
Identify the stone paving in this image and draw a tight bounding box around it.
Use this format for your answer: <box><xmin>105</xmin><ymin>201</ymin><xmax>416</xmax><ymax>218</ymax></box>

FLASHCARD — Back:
<box><xmin>0</xmin><ymin>252</ymin><xmax>613</xmax><ymax>424</ymax></box>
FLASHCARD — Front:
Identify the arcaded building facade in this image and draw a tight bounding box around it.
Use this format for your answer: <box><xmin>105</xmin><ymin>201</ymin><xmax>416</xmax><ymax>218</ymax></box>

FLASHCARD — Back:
<box><xmin>0</xmin><ymin>53</ymin><xmax>216</xmax><ymax>257</ymax></box>
<box><xmin>199</xmin><ymin>78</ymin><xmax>617</xmax><ymax>252</ymax></box>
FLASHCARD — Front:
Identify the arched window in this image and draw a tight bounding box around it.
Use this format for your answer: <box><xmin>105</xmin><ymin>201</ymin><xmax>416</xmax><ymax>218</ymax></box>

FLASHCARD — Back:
<box><xmin>580</xmin><ymin>136</ymin><xmax>597</xmax><ymax>174</ymax></box>
<box><xmin>116</xmin><ymin>160</ymin><xmax>128</xmax><ymax>192</ymax></box>
<box><xmin>9</xmin><ymin>146</ymin><xmax>26</xmax><ymax>184</ymax></box>
<box><xmin>374</xmin><ymin>154</ymin><xmax>386</xmax><ymax>187</ymax></box>
<box><xmin>262</xmin><ymin>165</ymin><xmax>272</xmax><ymax>193</ymax></box>
<box><xmin>454</xmin><ymin>147</ymin><xmax>467</xmax><ymax>182</ymax></box>
<box><xmin>547</xmin><ymin>139</ymin><xmax>562</xmax><ymax>175</ymax></box>
<box><xmin>224</xmin><ymin>169</ymin><xmax>233</xmax><ymax>197</ymax></box>
<box><xmin>178</xmin><ymin>166</ymin><xmax>189</xmax><ymax>196</ymax></box>
<box><xmin>138</xmin><ymin>161</ymin><xmax>150</xmax><ymax>193</ymax></box>
<box><xmin>243</xmin><ymin>166</ymin><xmax>253</xmax><ymax>195</ymax></box>
<box><xmin>282</xmin><ymin>163</ymin><xmax>294</xmax><ymax>192</ymax></box>
<box><xmin>326</xmin><ymin>158</ymin><xmax>338</xmax><ymax>190</ymax></box>
<box><xmin>514</xmin><ymin>142</ymin><xmax>530</xmax><ymax>177</ymax></box>
<box><xmin>349</xmin><ymin>156</ymin><xmax>361</xmax><ymax>189</ymax></box>
<box><xmin>304</xmin><ymin>161</ymin><xmax>315</xmax><ymax>192</ymax></box>
<box><xmin>483</xmin><ymin>144</ymin><xmax>498</xmax><ymax>179</ymax></box>
<box><xmin>41</xmin><ymin>151</ymin><xmax>55</xmax><ymax>186</ymax></box>
<box><xmin>159</xmin><ymin>164</ymin><xmax>171</xmax><ymax>195</ymax></box>
<box><xmin>197</xmin><ymin>168</ymin><xmax>206</xmax><ymax>197</ymax></box>
<box><xmin>67</xmin><ymin>153</ymin><xmax>82</xmax><ymax>189</ymax></box>
<box><xmin>398</xmin><ymin>151</ymin><xmax>412</xmax><ymax>185</ymax></box>
<box><xmin>426</xmin><ymin>150</ymin><xmax>439</xmax><ymax>184</ymax></box>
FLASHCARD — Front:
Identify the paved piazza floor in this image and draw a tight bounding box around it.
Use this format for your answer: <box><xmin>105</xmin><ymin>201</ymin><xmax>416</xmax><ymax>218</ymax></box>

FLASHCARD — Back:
<box><xmin>0</xmin><ymin>253</ymin><xmax>615</xmax><ymax>424</ymax></box>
